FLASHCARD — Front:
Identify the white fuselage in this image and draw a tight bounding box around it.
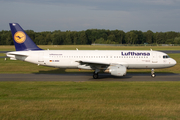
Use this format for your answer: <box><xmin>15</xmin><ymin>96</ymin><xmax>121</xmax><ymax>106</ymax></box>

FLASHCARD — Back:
<box><xmin>7</xmin><ymin>50</ymin><xmax>176</xmax><ymax>70</ymax></box>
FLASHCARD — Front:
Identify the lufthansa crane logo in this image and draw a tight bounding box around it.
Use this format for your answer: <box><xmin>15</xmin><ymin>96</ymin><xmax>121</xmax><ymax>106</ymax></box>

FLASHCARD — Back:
<box><xmin>14</xmin><ymin>31</ymin><xmax>26</xmax><ymax>43</ymax></box>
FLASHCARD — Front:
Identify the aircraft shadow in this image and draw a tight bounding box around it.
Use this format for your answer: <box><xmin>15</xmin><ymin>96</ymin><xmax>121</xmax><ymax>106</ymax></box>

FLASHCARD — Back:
<box><xmin>34</xmin><ymin>68</ymin><xmax>67</xmax><ymax>74</ymax></box>
<box><xmin>33</xmin><ymin>68</ymin><xmax>178</xmax><ymax>81</ymax></box>
<box><xmin>34</xmin><ymin>68</ymin><xmax>177</xmax><ymax>76</ymax></box>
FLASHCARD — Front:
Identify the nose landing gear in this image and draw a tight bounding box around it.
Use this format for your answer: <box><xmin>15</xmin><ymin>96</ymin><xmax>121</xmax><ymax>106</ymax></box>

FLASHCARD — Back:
<box><xmin>151</xmin><ymin>69</ymin><xmax>156</xmax><ymax>78</ymax></box>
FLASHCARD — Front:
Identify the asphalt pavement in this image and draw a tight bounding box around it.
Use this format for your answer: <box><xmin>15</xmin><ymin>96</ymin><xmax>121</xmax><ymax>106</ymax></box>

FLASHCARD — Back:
<box><xmin>0</xmin><ymin>73</ymin><xmax>179</xmax><ymax>82</ymax></box>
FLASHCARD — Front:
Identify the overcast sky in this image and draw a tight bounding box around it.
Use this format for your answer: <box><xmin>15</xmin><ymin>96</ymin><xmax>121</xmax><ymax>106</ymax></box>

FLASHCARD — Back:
<box><xmin>0</xmin><ymin>0</ymin><xmax>180</xmax><ymax>32</ymax></box>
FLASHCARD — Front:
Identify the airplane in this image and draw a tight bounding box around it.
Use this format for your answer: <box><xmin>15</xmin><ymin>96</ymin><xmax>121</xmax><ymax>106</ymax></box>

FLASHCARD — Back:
<box><xmin>6</xmin><ymin>23</ymin><xmax>177</xmax><ymax>79</ymax></box>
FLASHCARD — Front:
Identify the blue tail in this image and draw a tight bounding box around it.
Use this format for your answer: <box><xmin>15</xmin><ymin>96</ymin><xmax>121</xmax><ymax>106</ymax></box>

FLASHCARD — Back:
<box><xmin>9</xmin><ymin>23</ymin><xmax>42</xmax><ymax>51</ymax></box>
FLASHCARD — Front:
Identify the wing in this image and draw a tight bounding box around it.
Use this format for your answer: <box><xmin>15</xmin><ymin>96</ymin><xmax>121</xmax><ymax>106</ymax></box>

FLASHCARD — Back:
<box><xmin>76</xmin><ymin>60</ymin><xmax>110</xmax><ymax>65</ymax></box>
<box><xmin>76</xmin><ymin>60</ymin><xmax>110</xmax><ymax>70</ymax></box>
<box><xmin>76</xmin><ymin>60</ymin><xmax>128</xmax><ymax>70</ymax></box>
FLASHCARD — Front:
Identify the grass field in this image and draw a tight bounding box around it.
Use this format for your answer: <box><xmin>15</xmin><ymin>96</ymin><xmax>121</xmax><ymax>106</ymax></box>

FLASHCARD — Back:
<box><xmin>0</xmin><ymin>82</ymin><xmax>180</xmax><ymax>120</ymax></box>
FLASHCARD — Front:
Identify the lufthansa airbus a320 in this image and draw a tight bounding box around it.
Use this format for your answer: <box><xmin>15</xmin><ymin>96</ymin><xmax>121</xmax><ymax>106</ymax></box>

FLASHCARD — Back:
<box><xmin>6</xmin><ymin>23</ymin><xmax>176</xmax><ymax>79</ymax></box>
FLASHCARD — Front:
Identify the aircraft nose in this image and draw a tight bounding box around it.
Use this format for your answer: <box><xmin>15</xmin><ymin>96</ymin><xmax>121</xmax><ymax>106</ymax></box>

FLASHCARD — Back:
<box><xmin>171</xmin><ymin>59</ymin><xmax>177</xmax><ymax>66</ymax></box>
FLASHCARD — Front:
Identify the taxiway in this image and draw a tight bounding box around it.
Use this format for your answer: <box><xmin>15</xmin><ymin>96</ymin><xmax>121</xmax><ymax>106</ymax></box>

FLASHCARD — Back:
<box><xmin>0</xmin><ymin>73</ymin><xmax>179</xmax><ymax>82</ymax></box>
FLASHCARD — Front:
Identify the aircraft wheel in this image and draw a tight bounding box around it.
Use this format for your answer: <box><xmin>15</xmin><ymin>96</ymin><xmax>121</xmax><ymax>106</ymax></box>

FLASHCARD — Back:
<box><xmin>151</xmin><ymin>69</ymin><xmax>156</xmax><ymax>78</ymax></box>
<box><xmin>93</xmin><ymin>72</ymin><xmax>99</xmax><ymax>79</ymax></box>
<box><xmin>151</xmin><ymin>73</ymin><xmax>156</xmax><ymax>78</ymax></box>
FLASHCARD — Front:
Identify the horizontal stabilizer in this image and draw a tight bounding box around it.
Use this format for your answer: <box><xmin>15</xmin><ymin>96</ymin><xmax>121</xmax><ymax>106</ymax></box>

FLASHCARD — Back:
<box><xmin>6</xmin><ymin>52</ymin><xmax>29</xmax><ymax>57</ymax></box>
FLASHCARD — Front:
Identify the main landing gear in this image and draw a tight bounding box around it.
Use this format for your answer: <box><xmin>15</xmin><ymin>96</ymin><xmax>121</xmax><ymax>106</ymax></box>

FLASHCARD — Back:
<box><xmin>93</xmin><ymin>69</ymin><xmax>100</xmax><ymax>79</ymax></box>
<box><xmin>151</xmin><ymin>69</ymin><xmax>156</xmax><ymax>78</ymax></box>
<box><xmin>93</xmin><ymin>72</ymin><xmax>99</xmax><ymax>79</ymax></box>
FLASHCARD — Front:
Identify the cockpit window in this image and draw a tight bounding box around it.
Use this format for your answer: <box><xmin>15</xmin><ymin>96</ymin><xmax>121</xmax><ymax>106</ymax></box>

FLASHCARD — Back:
<box><xmin>163</xmin><ymin>55</ymin><xmax>170</xmax><ymax>59</ymax></box>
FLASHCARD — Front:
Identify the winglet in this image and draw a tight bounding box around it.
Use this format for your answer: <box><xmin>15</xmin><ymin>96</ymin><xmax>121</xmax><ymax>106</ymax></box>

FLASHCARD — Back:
<box><xmin>9</xmin><ymin>23</ymin><xmax>42</xmax><ymax>51</ymax></box>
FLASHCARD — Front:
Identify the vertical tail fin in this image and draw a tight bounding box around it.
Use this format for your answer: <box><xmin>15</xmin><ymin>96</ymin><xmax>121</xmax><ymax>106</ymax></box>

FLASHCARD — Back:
<box><xmin>9</xmin><ymin>23</ymin><xmax>42</xmax><ymax>51</ymax></box>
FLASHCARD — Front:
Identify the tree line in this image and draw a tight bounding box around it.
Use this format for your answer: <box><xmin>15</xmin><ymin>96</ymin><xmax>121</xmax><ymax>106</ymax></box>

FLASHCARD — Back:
<box><xmin>0</xmin><ymin>29</ymin><xmax>180</xmax><ymax>45</ymax></box>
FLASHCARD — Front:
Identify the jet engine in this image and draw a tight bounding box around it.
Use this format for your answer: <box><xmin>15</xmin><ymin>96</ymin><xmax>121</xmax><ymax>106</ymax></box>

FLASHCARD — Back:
<box><xmin>105</xmin><ymin>65</ymin><xmax>127</xmax><ymax>76</ymax></box>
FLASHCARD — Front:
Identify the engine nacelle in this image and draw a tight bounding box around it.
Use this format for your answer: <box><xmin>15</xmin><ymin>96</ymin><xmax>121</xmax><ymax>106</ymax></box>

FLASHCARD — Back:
<box><xmin>107</xmin><ymin>65</ymin><xmax>127</xmax><ymax>76</ymax></box>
